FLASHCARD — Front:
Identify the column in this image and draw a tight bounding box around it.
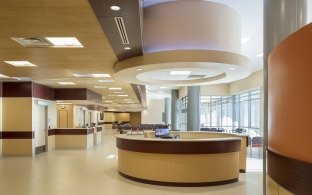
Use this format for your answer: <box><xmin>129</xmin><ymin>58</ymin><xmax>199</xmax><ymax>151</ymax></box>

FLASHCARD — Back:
<box><xmin>187</xmin><ymin>86</ymin><xmax>200</xmax><ymax>131</ymax></box>
<box><xmin>264</xmin><ymin>0</ymin><xmax>307</xmax><ymax>194</ymax></box>
<box><xmin>164</xmin><ymin>98</ymin><xmax>170</xmax><ymax>125</ymax></box>
<box><xmin>171</xmin><ymin>89</ymin><xmax>179</xmax><ymax>130</ymax></box>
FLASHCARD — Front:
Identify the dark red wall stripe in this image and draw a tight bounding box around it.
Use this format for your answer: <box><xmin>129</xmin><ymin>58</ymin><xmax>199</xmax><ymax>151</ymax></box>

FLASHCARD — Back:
<box><xmin>117</xmin><ymin>137</ymin><xmax>241</xmax><ymax>154</ymax></box>
<box><xmin>3</xmin><ymin>82</ymin><xmax>32</xmax><ymax>97</ymax></box>
<box><xmin>268</xmin><ymin>149</ymin><xmax>312</xmax><ymax>195</ymax></box>
<box><xmin>33</xmin><ymin>82</ymin><xmax>54</xmax><ymax>100</ymax></box>
<box><xmin>50</xmin><ymin>128</ymin><xmax>94</xmax><ymax>135</ymax></box>
<box><xmin>0</xmin><ymin>131</ymin><xmax>34</xmax><ymax>139</ymax></box>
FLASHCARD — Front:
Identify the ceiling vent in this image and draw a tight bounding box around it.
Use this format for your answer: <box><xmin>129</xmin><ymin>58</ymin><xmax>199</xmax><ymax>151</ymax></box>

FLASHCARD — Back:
<box><xmin>114</xmin><ymin>17</ymin><xmax>130</xmax><ymax>44</ymax></box>
<box><xmin>11</xmin><ymin>37</ymin><xmax>52</xmax><ymax>47</ymax></box>
<box><xmin>187</xmin><ymin>75</ymin><xmax>206</xmax><ymax>79</ymax></box>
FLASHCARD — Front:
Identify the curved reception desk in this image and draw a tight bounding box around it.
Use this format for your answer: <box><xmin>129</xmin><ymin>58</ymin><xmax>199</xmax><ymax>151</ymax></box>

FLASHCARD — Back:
<box><xmin>116</xmin><ymin>134</ymin><xmax>241</xmax><ymax>186</ymax></box>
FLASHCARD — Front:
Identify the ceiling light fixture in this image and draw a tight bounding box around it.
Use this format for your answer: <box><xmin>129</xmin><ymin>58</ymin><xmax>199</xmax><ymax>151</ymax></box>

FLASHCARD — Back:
<box><xmin>170</xmin><ymin>71</ymin><xmax>191</xmax><ymax>76</ymax></box>
<box><xmin>45</xmin><ymin>37</ymin><xmax>83</xmax><ymax>48</ymax></box>
<box><xmin>98</xmin><ymin>80</ymin><xmax>114</xmax><ymax>83</ymax></box>
<box><xmin>109</xmin><ymin>87</ymin><xmax>122</xmax><ymax>90</ymax></box>
<box><xmin>92</xmin><ymin>74</ymin><xmax>111</xmax><ymax>78</ymax></box>
<box><xmin>124</xmin><ymin>47</ymin><xmax>131</xmax><ymax>50</ymax></box>
<box><xmin>114</xmin><ymin>92</ymin><xmax>125</xmax><ymax>94</ymax></box>
<box><xmin>12</xmin><ymin>77</ymin><xmax>32</xmax><ymax>81</ymax></box>
<box><xmin>94</xmin><ymin>86</ymin><xmax>107</xmax><ymax>89</ymax></box>
<box><xmin>124</xmin><ymin>99</ymin><xmax>132</xmax><ymax>101</ymax></box>
<box><xmin>110</xmin><ymin>6</ymin><xmax>121</xmax><ymax>11</ymax></box>
<box><xmin>117</xmin><ymin>94</ymin><xmax>128</xmax><ymax>97</ymax></box>
<box><xmin>4</xmin><ymin>61</ymin><xmax>37</xmax><ymax>67</ymax></box>
<box><xmin>160</xmin><ymin>86</ymin><xmax>167</xmax><ymax>89</ymax></box>
<box><xmin>229</xmin><ymin>67</ymin><xmax>236</xmax><ymax>70</ymax></box>
<box><xmin>58</xmin><ymin>82</ymin><xmax>75</xmax><ymax>85</ymax></box>
<box><xmin>136</xmin><ymin>68</ymin><xmax>143</xmax><ymax>71</ymax></box>
<box><xmin>104</xmin><ymin>100</ymin><xmax>113</xmax><ymax>103</ymax></box>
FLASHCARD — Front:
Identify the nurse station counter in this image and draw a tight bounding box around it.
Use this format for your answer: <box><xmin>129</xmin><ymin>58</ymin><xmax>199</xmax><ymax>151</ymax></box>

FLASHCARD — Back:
<box><xmin>116</xmin><ymin>131</ymin><xmax>247</xmax><ymax>187</ymax></box>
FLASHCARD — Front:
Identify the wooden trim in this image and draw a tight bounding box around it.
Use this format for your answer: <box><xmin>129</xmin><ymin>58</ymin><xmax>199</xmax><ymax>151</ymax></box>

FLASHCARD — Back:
<box><xmin>35</xmin><ymin>145</ymin><xmax>46</xmax><ymax>154</ymax></box>
<box><xmin>97</xmin><ymin>127</ymin><xmax>103</xmax><ymax>132</ymax></box>
<box><xmin>0</xmin><ymin>131</ymin><xmax>34</xmax><ymax>139</ymax></box>
<box><xmin>119</xmin><ymin>172</ymin><xmax>238</xmax><ymax>187</ymax></box>
<box><xmin>54</xmin><ymin>128</ymin><xmax>94</xmax><ymax>135</ymax></box>
<box><xmin>117</xmin><ymin>137</ymin><xmax>241</xmax><ymax>154</ymax></box>
<box><xmin>268</xmin><ymin>149</ymin><xmax>312</xmax><ymax>195</ymax></box>
<box><xmin>48</xmin><ymin>129</ymin><xmax>55</xmax><ymax>136</ymax></box>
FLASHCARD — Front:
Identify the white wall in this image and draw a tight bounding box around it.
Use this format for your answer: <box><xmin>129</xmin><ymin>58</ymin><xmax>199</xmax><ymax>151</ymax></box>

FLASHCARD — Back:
<box><xmin>141</xmin><ymin>98</ymin><xmax>165</xmax><ymax>124</ymax></box>
<box><xmin>229</xmin><ymin>70</ymin><xmax>263</xmax><ymax>95</ymax></box>
<box><xmin>179</xmin><ymin>86</ymin><xmax>187</xmax><ymax>98</ymax></box>
<box><xmin>201</xmin><ymin>84</ymin><xmax>229</xmax><ymax>96</ymax></box>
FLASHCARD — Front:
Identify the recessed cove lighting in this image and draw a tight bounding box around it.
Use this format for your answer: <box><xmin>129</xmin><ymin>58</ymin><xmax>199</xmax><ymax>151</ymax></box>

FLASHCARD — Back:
<box><xmin>109</xmin><ymin>87</ymin><xmax>122</xmax><ymax>90</ymax></box>
<box><xmin>4</xmin><ymin>61</ymin><xmax>37</xmax><ymax>67</ymax></box>
<box><xmin>0</xmin><ymin>74</ymin><xmax>9</xmax><ymax>78</ymax></box>
<box><xmin>110</xmin><ymin>6</ymin><xmax>121</xmax><ymax>11</ymax></box>
<box><xmin>241</xmin><ymin>37</ymin><xmax>251</xmax><ymax>44</ymax></box>
<box><xmin>98</xmin><ymin>80</ymin><xmax>114</xmax><ymax>83</ymax></box>
<box><xmin>170</xmin><ymin>71</ymin><xmax>191</xmax><ymax>76</ymax></box>
<box><xmin>92</xmin><ymin>74</ymin><xmax>111</xmax><ymax>78</ymax></box>
<box><xmin>229</xmin><ymin>67</ymin><xmax>236</xmax><ymax>70</ymax></box>
<box><xmin>136</xmin><ymin>68</ymin><xmax>143</xmax><ymax>71</ymax></box>
<box><xmin>45</xmin><ymin>37</ymin><xmax>83</xmax><ymax>48</ymax></box>
<box><xmin>124</xmin><ymin>47</ymin><xmax>131</xmax><ymax>50</ymax></box>
<box><xmin>58</xmin><ymin>82</ymin><xmax>75</xmax><ymax>85</ymax></box>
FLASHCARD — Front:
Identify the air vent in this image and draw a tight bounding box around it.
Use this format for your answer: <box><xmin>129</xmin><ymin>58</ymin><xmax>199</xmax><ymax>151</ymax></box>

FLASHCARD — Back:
<box><xmin>11</xmin><ymin>37</ymin><xmax>52</xmax><ymax>47</ymax></box>
<box><xmin>188</xmin><ymin>75</ymin><xmax>206</xmax><ymax>79</ymax></box>
<box><xmin>114</xmin><ymin>17</ymin><xmax>130</xmax><ymax>44</ymax></box>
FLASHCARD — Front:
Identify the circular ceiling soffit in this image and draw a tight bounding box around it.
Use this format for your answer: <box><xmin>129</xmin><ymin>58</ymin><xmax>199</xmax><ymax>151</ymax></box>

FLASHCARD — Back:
<box><xmin>114</xmin><ymin>50</ymin><xmax>251</xmax><ymax>86</ymax></box>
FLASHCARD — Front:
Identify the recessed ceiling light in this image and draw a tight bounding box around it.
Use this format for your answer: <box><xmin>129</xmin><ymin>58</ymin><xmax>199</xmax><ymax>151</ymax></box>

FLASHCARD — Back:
<box><xmin>109</xmin><ymin>87</ymin><xmax>122</xmax><ymax>90</ymax></box>
<box><xmin>114</xmin><ymin>91</ymin><xmax>125</xmax><ymax>94</ymax></box>
<box><xmin>94</xmin><ymin>86</ymin><xmax>107</xmax><ymax>89</ymax></box>
<box><xmin>56</xmin><ymin>101</ymin><xmax>62</xmax><ymax>103</ymax></box>
<box><xmin>98</xmin><ymin>80</ymin><xmax>114</xmax><ymax>83</ymax></box>
<box><xmin>124</xmin><ymin>99</ymin><xmax>132</xmax><ymax>101</ymax></box>
<box><xmin>73</xmin><ymin>73</ymin><xmax>92</xmax><ymax>78</ymax></box>
<box><xmin>241</xmin><ymin>37</ymin><xmax>251</xmax><ymax>44</ymax></box>
<box><xmin>4</xmin><ymin>61</ymin><xmax>37</xmax><ymax>67</ymax></box>
<box><xmin>126</xmin><ymin>102</ymin><xmax>135</xmax><ymax>104</ymax></box>
<box><xmin>117</xmin><ymin>94</ymin><xmax>128</xmax><ymax>97</ymax></box>
<box><xmin>124</xmin><ymin>47</ymin><xmax>131</xmax><ymax>50</ymax></box>
<box><xmin>136</xmin><ymin>68</ymin><xmax>143</xmax><ymax>71</ymax></box>
<box><xmin>110</xmin><ymin>5</ymin><xmax>121</xmax><ymax>11</ymax></box>
<box><xmin>160</xmin><ymin>86</ymin><xmax>167</xmax><ymax>89</ymax></box>
<box><xmin>108</xmin><ymin>95</ymin><xmax>118</xmax><ymax>97</ymax></box>
<box><xmin>0</xmin><ymin>74</ymin><xmax>9</xmax><ymax>78</ymax></box>
<box><xmin>257</xmin><ymin>52</ymin><xmax>263</xmax><ymax>57</ymax></box>
<box><xmin>229</xmin><ymin>67</ymin><xmax>236</xmax><ymax>70</ymax></box>
<box><xmin>92</xmin><ymin>74</ymin><xmax>111</xmax><ymax>78</ymax></box>
<box><xmin>45</xmin><ymin>37</ymin><xmax>83</xmax><ymax>48</ymax></box>
<box><xmin>104</xmin><ymin>100</ymin><xmax>113</xmax><ymax>103</ymax></box>
<box><xmin>170</xmin><ymin>71</ymin><xmax>191</xmax><ymax>76</ymax></box>
<box><xmin>58</xmin><ymin>82</ymin><xmax>75</xmax><ymax>85</ymax></box>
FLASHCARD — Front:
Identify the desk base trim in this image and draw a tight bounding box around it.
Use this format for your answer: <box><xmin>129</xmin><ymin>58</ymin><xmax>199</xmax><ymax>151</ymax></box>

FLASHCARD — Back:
<box><xmin>119</xmin><ymin>171</ymin><xmax>238</xmax><ymax>187</ymax></box>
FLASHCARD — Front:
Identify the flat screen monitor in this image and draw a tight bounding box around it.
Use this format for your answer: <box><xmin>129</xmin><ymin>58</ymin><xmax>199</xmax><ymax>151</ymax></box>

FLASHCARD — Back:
<box><xmin>155</xmin><ymin>128</ymin><xmax>170</xmax><ymax>137</ymax></box>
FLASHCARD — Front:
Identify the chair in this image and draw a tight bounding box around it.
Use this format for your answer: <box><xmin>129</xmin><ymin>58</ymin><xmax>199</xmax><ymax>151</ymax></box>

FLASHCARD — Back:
<box><xmin>251</xmin><ymin>136</ymin><xmax>263</xmax><ymax>158</ymax></box>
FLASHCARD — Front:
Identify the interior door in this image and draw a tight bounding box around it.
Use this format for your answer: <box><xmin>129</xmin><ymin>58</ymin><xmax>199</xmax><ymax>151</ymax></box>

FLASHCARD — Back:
<box><xmin>59</xmin><ymin>110</ymin><xmax>68</xmax><ymax>128</ymax></box>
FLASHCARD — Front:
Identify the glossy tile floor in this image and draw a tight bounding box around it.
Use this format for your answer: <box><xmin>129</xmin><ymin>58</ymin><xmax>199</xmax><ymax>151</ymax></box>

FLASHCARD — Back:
<box><xmin>0</xmin><ymin>130</ymin><xmax>263</xmax><ymax>195</ymax></box>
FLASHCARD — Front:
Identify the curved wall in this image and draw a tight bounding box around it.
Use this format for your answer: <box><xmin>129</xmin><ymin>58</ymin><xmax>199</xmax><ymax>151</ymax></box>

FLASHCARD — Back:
<box><xmin>268</xmin><ymin>23</ymin><xmax>312</xmax><ymax>194</ymax></box>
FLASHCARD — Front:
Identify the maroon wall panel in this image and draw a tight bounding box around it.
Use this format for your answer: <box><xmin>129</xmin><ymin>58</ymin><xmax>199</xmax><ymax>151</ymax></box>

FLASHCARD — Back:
<box><xmin>3</xmin><ymin>82</ymin><xmax>32</xmax><ymax>97</ymax></box>
<box><xmin>33</xmin><ymin>82</ymin><xmax>55</xmax><ymax>100</ymax></box>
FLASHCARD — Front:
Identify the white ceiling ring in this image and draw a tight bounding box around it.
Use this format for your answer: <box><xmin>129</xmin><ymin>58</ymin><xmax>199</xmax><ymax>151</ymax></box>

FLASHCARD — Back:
<box><xmin>114</xmin><ymin>50</ymin><xmax>251</xmax><ymax>86</ymax></box>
